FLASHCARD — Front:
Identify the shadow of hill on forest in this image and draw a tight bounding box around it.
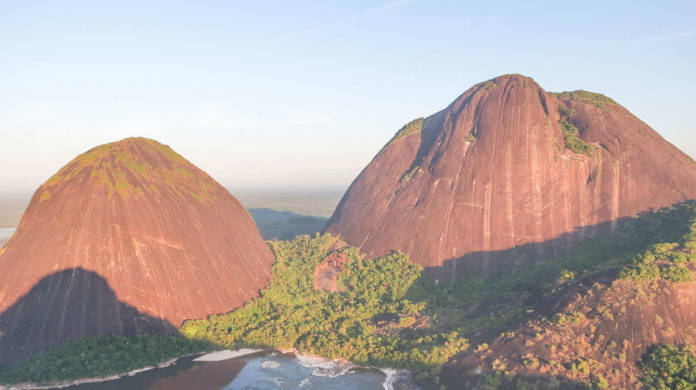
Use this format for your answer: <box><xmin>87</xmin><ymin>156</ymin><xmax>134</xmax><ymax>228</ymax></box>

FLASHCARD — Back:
<box><xmin>434</xmin><ymin>218</ymin><xmax>617</xmax><ymax>281</ymax></box>
<box><xmin>248</xmin><ymin>208</ymin><xmax>328</xmax><ymax>240</ymax></box>
<box><xmin>0</xmin><ymin>268</ymin><xmax>177</xmax><ymax>366</ymax></box>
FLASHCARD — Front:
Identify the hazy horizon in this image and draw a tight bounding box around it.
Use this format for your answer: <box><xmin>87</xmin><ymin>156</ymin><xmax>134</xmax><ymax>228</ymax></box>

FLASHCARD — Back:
<box><xmin>0</xmin><ymin>185</ymin><xmax>346</xmax><ymax>228</ymax></box>
<box><xmin>2</xmin><ymin>1</ymin><xmax>695</xmax><ymax>192</ymax></box>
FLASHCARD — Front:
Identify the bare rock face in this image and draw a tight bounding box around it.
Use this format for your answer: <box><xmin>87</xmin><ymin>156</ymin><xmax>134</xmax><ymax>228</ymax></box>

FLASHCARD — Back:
<box><xmin>0</xmin><ymin>137</ymin><xmax>275</xmax><ymax>364</ymax></box>
<box><xmin>314</xmin><ymin>251</ymin><xmax>348</xmax><ymax>292</ymax></box>
<box><xmin>325</xmin><ymin>74</ymin><xmax>696</xmax><ymax>276</ymax></box>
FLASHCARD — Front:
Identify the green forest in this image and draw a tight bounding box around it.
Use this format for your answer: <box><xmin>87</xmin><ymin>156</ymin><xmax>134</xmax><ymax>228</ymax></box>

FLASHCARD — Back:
<box><xmin>181</xmin><ymin>234</ymin><xmax>468</xmax><ymax>384</ymax></box>
<box><xmin>0</xmin><ymin>335</ymin><xmax>209</xmax><ymax>384</ymax></box>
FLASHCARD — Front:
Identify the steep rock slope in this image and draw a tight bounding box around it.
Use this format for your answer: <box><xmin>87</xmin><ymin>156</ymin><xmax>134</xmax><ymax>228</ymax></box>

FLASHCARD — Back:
<box><xmin>325</xmin><ymin>74</ymin><xmax>696</xmax><ymax>276</ymax></box>
<box><xmin>0</xmin><ymin>137</ymin><xmax>274</xmax><ymax>364</ymax></box>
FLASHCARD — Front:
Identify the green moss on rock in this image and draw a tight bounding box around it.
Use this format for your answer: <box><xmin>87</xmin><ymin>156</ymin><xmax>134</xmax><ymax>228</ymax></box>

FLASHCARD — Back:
<box><xmin>39</xmin><ymin>191</ymin><xmax>51</xmax><ymax>202</ymax></box>
<box><xmin>400</xmin><ymin>166</ymin><xmax>420</xmax><ymax>184</ymax></box>
<box><xmin>466</xmin><ymin>125</ymin><xmax>479</xmax><ymax>142</ymax></box>
<box><xmin>390</xmin><ymin>118</ymin><xmax>424</xmax><ymax>143</ymax></box>
<box><xmin>39</xmin><ymin>138</ymin><xmax>214</xmax><ymax>201</ymax></box>
<box><xmin>481</xmin><ymin>80</ymin><xmax>497</xmax><ymax>91</ymax></box>
<box><xmin>559</xmin><ymin>119</ymin><xmax>593</xmax><ymax>156</ymax></box>
<box><xmin>557</xmin><ymin>90</ymin><xmax>618</xmax><ymax>110</ymax></box>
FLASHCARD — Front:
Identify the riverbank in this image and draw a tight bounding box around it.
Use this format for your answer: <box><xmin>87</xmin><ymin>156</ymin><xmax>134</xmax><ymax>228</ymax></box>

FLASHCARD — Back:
<box><xmin>0</xmin><ymin>349</ymin><xmax>264</xmax><ymax>390</ymax></box>
<box><xmin>0</xmin><ymin>354</ymin><xmax>197</xmax><ymax>390</ymax></box>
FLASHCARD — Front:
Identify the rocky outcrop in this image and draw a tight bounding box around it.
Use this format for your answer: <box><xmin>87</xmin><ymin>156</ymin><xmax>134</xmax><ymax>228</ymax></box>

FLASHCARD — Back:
<box><xmin>325</xmin><ymin>74</ymin><xmax>696</xmax><ymax>277</ymax></box>
<box><xmin>0</xmin><ymin>137</ymin><xmax>275</xmax><ymax>364</ymax></box>
<box><xmin>314</xmin><ymin>251</ymin><xmax>348</xmax><ymax>292</ymax></box>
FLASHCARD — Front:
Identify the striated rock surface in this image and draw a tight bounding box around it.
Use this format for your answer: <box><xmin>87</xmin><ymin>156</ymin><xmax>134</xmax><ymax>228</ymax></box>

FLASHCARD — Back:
<box><xmin>0</xmin><ymin>137</ymin><xmax>274</xmax><ymax>364</ymax></box>
<box><xmin>325</xmin><ymin>74</ymin><xmax>696</xmax><ymax>276</ymax></box>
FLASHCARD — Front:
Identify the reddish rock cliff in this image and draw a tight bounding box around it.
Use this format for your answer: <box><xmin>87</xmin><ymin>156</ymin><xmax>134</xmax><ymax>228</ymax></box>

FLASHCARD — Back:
<box><xmin>0</xmin><ymin>137</ymin><xmax>274</xmax><ymax>364</ymax></box>
<box><xmin>325</xmin><ymin>74</ymin><xmax>696</xmax><ymax>276</ymax></box>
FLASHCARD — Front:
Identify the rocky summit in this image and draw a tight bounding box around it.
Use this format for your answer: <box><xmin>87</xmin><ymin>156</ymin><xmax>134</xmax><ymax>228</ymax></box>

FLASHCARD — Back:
<box><xmin>325</xmin><ymin>74</ymin><xmax>696</xmax><ymax>278</ymax></box>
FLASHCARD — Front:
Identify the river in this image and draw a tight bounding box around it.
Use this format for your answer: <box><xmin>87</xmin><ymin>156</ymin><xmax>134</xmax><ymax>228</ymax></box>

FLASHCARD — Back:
<box><xmin>62</xmin><ymin>350</ymin><xmax>409</xmax><ymax>390</ymax></box>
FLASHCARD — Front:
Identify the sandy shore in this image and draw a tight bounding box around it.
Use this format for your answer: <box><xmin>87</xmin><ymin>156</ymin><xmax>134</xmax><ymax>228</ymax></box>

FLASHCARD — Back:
<box><xmin>192</xmin><ymin>348</ymin><xmax>265</xmax><ymax>362</ymax></box>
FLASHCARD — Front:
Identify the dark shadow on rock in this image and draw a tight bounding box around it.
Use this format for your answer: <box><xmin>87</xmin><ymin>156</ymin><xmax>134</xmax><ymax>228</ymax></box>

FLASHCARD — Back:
<box><xmin>432</xmin><ymin>203</ymin><xmax>695</xmax><ymax>282</ymax></box>
<box><xmin>0</xmin><ymin>267</ymin><xmax>177</xmax><ymax>366</ymax></box>
<box><xmin>248</xmin><ymin>208</ymin><xmax>328</xmax><ymax>240</ymax></box>
<box><xmin>434</xmin><ymin>219</ymin><xmax>615</xmax><ymax>282</ymax></box>
<box><xmin>412</xmin><ymin>202</ymin><xmax>696</xmax><ymax>324</ymax></box>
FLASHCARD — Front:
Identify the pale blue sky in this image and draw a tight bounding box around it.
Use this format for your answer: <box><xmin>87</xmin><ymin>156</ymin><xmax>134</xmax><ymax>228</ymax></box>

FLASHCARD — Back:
<box><xmin>1</xmin><ymin>0</ymin><xmax>694</xmax><ymax>191</ymax></box>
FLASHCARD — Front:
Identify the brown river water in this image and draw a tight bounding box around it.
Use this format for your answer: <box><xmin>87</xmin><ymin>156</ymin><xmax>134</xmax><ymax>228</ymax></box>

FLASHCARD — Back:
<box><xmin>63</xmin><ymin>351</ymin><xmax>391</xmax><ymax>390</ymax></box>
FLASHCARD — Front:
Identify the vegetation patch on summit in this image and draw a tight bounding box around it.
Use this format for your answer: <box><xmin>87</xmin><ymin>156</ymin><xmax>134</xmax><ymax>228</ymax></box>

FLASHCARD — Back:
<box><xmin>390</xmin><ymin>118</ymin><xmax>424</xmax><ymax>144</ymax></box>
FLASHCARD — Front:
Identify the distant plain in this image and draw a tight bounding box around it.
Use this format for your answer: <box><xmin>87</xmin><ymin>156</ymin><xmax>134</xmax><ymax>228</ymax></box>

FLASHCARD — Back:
<box><xmin>232</xmin><ymin>188</ymin><xmax>343</xmax><ymax>240</ymax></box>
<box><xmin>0</xmin><ymin>188</ymin><xmax>344</xmax><ymax>241</ymax></box>
<box><xmin>0</xmin><ymin>193</ymin><xmax>29</xmax><ymax>228</ymax></box>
